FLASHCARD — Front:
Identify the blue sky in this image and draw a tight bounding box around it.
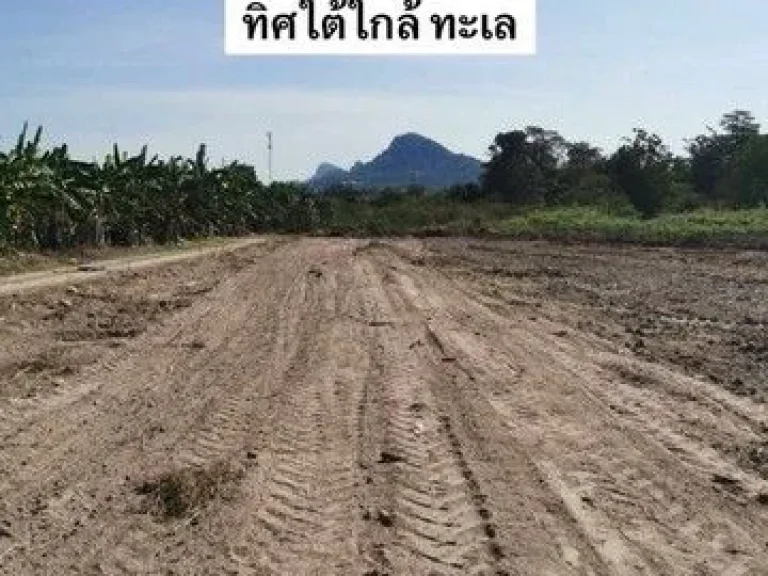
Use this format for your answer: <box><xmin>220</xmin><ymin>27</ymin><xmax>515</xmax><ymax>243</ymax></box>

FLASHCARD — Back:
<box><xmin>2</xmin><ymin>0</ymin><xmax>767</xmax><ymax>180</ymax></box>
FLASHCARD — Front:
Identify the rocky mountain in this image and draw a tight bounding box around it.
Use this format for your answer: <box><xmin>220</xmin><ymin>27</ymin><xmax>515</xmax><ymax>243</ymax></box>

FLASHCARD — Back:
<box><xmin>308</xmin><ymin>133</ymin><xmax>482</xmax><ymax>191</ymax></box>
<box><xmin>311</xmin><ymin>162</ymin><xmax>347</xmax><ymax>180</ymax></box>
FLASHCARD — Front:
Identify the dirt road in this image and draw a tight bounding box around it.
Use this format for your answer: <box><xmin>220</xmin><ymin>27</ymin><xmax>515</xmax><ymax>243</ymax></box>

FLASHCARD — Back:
<box><xmin>0</xmin><ymin>237</ymin><xmax>267</xmax><ymax>296</ymax></box>
<box><xmin>1</xmin><ymin>238</ymin><xmax>767</xmax><ymax>575</ymax></box>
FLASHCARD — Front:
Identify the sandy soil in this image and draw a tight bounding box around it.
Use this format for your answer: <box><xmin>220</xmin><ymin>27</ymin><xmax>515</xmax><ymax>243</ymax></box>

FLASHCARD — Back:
<box><xmin>0</xmin><ymin>238</ymin><xmax>766</xmax><ymax>575</ymax></box>
<box><xmin>0</xmin><ymin>237</ymin><xmax>267</xmax><ymax>296</ymax></box>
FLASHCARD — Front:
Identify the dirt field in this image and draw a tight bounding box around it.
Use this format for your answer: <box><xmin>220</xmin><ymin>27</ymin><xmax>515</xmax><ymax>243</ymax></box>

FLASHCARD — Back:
<box><xmin>1</xmin><ymin>237</ymin><xmax>766</xmax><ymax>575</ymax></box>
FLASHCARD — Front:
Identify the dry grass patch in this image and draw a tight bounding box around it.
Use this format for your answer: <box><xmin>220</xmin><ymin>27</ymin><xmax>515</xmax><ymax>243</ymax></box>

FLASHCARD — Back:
<box><xmin>134</xmin><ymin>461</ymin><xmax>244</xmax><ymax>521</ymax></box>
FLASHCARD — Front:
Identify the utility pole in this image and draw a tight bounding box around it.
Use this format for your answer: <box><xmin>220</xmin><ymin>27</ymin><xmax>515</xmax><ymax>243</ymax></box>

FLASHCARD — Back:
<box><xmin>267</xmin><ymin>131</ymin><xmax>273</xmax><ymax>185</ymax></box>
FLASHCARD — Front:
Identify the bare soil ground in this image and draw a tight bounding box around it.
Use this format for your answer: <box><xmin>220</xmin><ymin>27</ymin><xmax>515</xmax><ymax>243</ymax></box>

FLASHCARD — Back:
<box><xmin>0</xmin><ymin>238</ymin><xmax>766</xmax><ymax>575</ymax></box>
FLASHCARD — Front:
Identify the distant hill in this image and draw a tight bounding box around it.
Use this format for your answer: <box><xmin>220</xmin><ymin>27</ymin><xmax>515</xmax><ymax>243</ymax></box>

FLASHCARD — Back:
<box><xmin>311</xmin><ymin>162</ymin><xmax>347</xmax><ymax>181</ymax></box>
<box><xmin>308</xmin><ymin>133</ymin><xmax>482</xmax><ymax>191</ymax></box>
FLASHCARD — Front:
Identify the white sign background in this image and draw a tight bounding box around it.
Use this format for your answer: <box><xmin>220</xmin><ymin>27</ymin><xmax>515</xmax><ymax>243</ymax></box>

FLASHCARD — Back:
<box><xmin>225</xmin><ymin>0</ymin><xmax>537</xmax><ymax>56</ymax></box>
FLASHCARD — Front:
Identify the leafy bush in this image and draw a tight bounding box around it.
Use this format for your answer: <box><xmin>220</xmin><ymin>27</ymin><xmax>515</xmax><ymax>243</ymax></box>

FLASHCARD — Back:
<box><xmin>0</xmin><ymin>124</ymin><xmax>319</xmax><ymax>250</ymax></box>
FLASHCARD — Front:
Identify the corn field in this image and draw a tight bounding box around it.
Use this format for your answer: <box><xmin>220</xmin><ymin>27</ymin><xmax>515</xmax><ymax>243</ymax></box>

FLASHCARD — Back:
<box><xmin>0</xmin><ymin>124</ymin><xmax>322</xmax><ymax>250</ymax></box>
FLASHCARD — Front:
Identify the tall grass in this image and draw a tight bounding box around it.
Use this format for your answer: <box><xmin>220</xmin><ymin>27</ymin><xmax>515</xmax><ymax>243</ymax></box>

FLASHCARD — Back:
<box><xmin>317</xmin><ymin>196</ymin><xmax>516</xmax><ymax>236</ymax></box>
<box><xmin>491</xmin><ymin>207</ymin><xmax>768</xmax><ymax>247</ymax></box>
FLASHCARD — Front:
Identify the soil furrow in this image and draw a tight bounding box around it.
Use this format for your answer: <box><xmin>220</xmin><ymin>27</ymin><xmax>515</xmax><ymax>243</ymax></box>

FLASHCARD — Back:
<box><xmin>2</xmin><ymin>237</ymin><xmax>767</xmax><ymax>575</ymax></box>
<box><xmin>355</xmin><ymin>256</ymin><xmax>505</xmax><ymax>575</ymax></box>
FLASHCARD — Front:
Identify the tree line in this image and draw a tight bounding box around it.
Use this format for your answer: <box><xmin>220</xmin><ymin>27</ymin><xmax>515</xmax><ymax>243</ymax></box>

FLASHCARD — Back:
<box><xmin>1</xmin><ymin>109</ymin><xmax>766</xmax><ymax>250</ymax></box>
<box><xmin>478</xmin><ymin>110</ymin><xmax>768</xmax><ymax>217</ymax></box>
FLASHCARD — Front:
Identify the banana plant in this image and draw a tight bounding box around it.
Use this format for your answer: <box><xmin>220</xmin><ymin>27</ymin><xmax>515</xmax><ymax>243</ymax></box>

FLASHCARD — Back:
<box><xmin>0</xmin><ymin>123</ymin><xmax>314</xmax><ymax>250</ymax></box>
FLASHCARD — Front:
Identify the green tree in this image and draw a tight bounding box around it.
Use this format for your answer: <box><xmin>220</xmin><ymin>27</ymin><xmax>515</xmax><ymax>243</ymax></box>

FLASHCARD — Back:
<box><xmin>482</xmin><ymin>127</ymin><xmax>566</xmax><ymax>204</ymax></box>
<box><xmin>608</xmin><ymin>129</ymin><xmax>673</xmax><ymax>218</ymax></box>
<box><xmin>720</xmin><ymin>110</ymin><xmax>760</xmax><ymax>141</ymax></box>
<box><xmin>730</xmin><ymin>135</ymin><xmax>768</xmax><ymax>206</ymax></box>
<box><xmin>558</xmin><ymin>142</ymin><xmax>615</xmax><ymax>206</ymax></box>
<box><xmin>687</xmin><ymin>110</ymin><xmax>761</xmax><ymax>204</ymax></box>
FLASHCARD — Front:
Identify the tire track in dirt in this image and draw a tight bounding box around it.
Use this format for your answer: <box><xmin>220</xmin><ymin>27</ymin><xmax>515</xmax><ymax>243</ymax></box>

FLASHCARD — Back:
<box><xmin>223</xmin><ymin>243</ymin><xmax>368</xmax><ymax>575</ymax></box>
<box><xmin>382</xmin><ymin>242</ymin><xmax>768</xmax><ymax>574</ymax></box>
<box><xmin>0</xmin><ymin>241</ymin><xmax>338</xmax><ymax>575</ymax></box>
<box><xmin>241</xmin><ymin>375</ymin><xmax>361</xmax><ymax>573</ymax></box>
<box><xmin>384</xmin><ymin>379</ymin><xmax>501</xmax><ymax>574</ymax></box>
<box><xmin>20</xmin><ymin>254</ymin><xmax>296</xmax><ymax>575</ymax></box>
<box><xmin>0</xmin><ymin>354</ymin><xmax>118</xmax><ymax>446</ymax></box>
<box><xmin>362</xmin><ymin>244</ymin><xmax>616</xmax><ymax>575</ymax></box>
<box><xmin>101</xmin><ymin>243</ymin><xmax>363</xmax><ymax>576</ymax></box>
<box><xmin>409</xmin><ymin>284</ymin><xmax>660</xmax><ymax>574</ymax></box>
<box><xmin>356</xmin><ymin>257</ymin><xmax>506</xmax><ymax>575</ymax></box>
<box><xmin>466</xmin><ymin>323</ymin><xmax>761</xmax><ymax>572</ymax></box>
<box><xmin>454</xmin><ymin>273</ymin><xmax>768</xmax><ymax>444</ymax></box>
<box><xmin>171</xmin><ymin>269</ymin><xmax>307</xmax><ymax>470</ymax></box>
<box><xmin>0</xmin><ymin>243</ymin><xmax>278</xmax><ymax>448</ymax></box>
<box><xmin>5</xmin><ymin>238</ymin><xmax>768</xmax><ymax>575</ymax></box>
